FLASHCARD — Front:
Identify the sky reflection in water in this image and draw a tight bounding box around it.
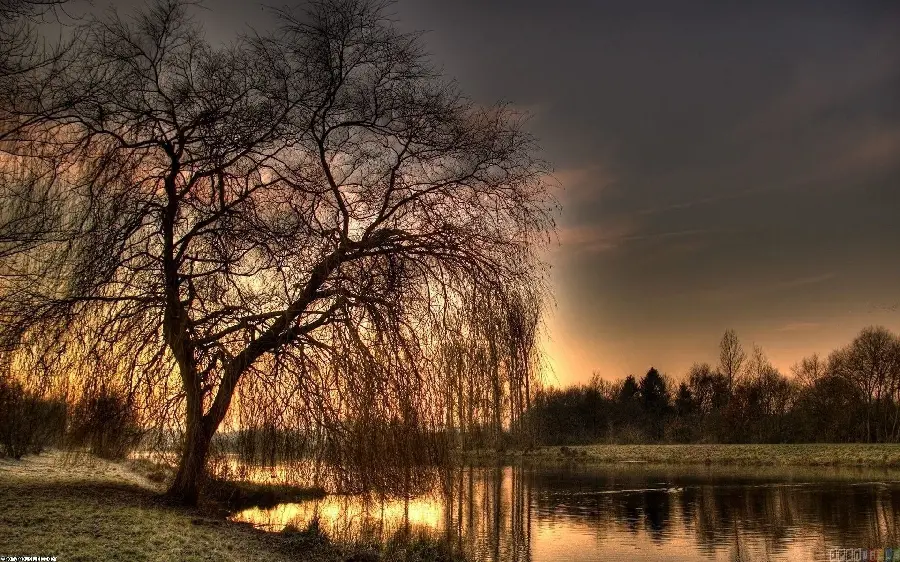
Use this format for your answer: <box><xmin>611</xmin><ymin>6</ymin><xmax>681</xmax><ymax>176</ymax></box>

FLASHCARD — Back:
<box><xmin>231</xmin><ymin>464</ymin><xmax>900</xmax><ymax>561</ymax></box>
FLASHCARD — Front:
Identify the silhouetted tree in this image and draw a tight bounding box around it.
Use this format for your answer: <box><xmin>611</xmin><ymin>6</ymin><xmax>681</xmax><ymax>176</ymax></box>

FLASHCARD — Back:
<box><xmin>67</xmin><ymin>379</ymin><xmax>143</xmax><ymax>460</ymax></box>
<box><xmin>674</xmin><ymin>382</ymin><xmax>694</xmax><ymax>417</ymax></box>
<box><xmin>728</xmin><ymin>347</ymin><xmax>794</xmax><ymax>443</ymax></box>
<box><xmin>0</xmin><ymin>0</ymin><xmax>554</xmax><ymax>504</ymax></box>
<box><xmin>830</xmin><ymin>326</ymin><xmax>900</xmax><ymax>442</ymax></box>
<box><xmin>525</xmin><ymin>383</ymin><xmax>614</xmax><ymax>445</ymax></box>
<box><xmin>718</xmin><ymin>329</ymin><xmax>745</xmax><ymax>395</ymax></box>
<box><xmin>0</xmin><ymin>0</ymin><xmax>77</xmax><ymax>276</ymax></box>
<box><xmin>619</xmin><ymin>375</ymin><xmax>639</xmax><ymax>403</ymax></box>
<box><xmin>0</xmin><ymin>367</ymin><xmax>66</xmax><ymax>458</ymax></box>
<box><xmin>792</xmin><ymin>368</ymin><xmax>862</xmax><ymax>442</ymax></box>
<box><xmin>639</xmin><ymin>368</ymin><xmax>668</xmax><ymax>409</ymax></box>
<box><xmin>790</xmin><ymin>354</ymin><xmax>828</xmax><ymax>387</ymax></box>
<box><xmin>639</xmin><ymin>367</ymin><xmax>670</xmax><ymax>440</ymax></box>
<box><xmin>683</xmin><ymin>362</ymin><xmax>729</xmax><ymax>440</ymax></box>
<box><xmin>669</xmin><ymin>381</ymin><xmax>696</xmax><ymax>442</ymax></box>
<box><xmin>0</xmin><ymin>0</ymin><xmax>70</xmax><ymax>82</ymax></box>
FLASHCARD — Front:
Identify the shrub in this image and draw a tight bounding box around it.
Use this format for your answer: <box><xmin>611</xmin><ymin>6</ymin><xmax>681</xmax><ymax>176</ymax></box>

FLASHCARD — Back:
<box><xmin>67</xmin><ymin>384</ymin><xmax>143</xmax><ymax>459</ymax></box>
<box><xmin>0</xmin><ymin>374</ymin><xmax>66</xmax><ymax>459</ymax></box>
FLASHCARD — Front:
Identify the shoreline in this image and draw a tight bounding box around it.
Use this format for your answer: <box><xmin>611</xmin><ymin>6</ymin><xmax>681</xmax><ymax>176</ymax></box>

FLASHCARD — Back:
<box><xmin>0</xmin><ymin>451</ymin><xmax>458</xmax><ymax>562</ymax></box>
<box><xmin>463</xmin><ymin>443</ymin><xmax>900</xmax><ymax>468</ymax></box>
<box><xmin>4</xmin><ymin>446</ymin><xmax>900</xmax><ymax>560</ymax></box>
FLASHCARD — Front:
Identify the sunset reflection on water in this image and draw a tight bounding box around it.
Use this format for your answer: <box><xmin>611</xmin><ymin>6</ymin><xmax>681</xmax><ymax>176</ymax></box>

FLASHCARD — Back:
<box><xmin>230</xmin><ymin>465</ymin><xmax>900</xmax><ymax>561</ymax></box>
<box><xmin>232</xmin><ymin>495</ymin><xmax>444</xmax><ymax>535</ymax></box>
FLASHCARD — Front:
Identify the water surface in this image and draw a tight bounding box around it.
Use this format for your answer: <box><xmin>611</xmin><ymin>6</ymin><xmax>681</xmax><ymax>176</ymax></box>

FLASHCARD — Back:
<box><xmin>232</xmin><ymin>464</ymin><xmax>900</xmax><ymax>561</ymax></box>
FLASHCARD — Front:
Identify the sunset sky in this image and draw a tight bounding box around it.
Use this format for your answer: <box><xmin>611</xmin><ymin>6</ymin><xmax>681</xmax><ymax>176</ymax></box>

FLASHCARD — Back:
<box><xmin>392</xmin><ymin>0</ymin><xmax>900</xmax><ymax>386</ymax></box>
<box><xmin>82</xmin><ymin>0</ymin><xmax>900</xmax><ymax>386</ymax></box>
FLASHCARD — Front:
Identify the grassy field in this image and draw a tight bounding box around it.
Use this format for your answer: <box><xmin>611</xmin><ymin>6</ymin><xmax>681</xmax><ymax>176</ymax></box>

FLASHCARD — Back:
<box><xmin>0</xmin><ymin>451</ymin><xmax>459</xmax><ymax>562</ymax></box>
<box><xmin>488</xmin><ymin>443</ymin><xmax>900</xmax><ymax>467</ymax></box>
<box><xmin>0</xmin><ymin>452</ymin><xmax>323</xmax><ymax>562</ymax></box>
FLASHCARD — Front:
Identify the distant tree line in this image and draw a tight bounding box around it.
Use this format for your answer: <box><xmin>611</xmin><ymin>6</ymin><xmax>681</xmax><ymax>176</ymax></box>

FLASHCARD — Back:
<box><xmin>523</xmin><ymin>326</ymin><xmax>900</xmax><ymax>445</ymax></box>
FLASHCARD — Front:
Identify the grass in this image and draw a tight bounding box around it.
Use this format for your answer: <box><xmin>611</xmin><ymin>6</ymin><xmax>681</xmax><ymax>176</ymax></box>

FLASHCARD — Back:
<box><xmin>0</xmin><ymin>450</ymin><xmax>465</xmax><ymax>562</ymax></box>
<box><xmin>470</xmin><ymin>443</ymin><xmax>900</xmax><ymax>467</ymax></box>
<box><xmin>0</xmin><ymin>451</ymin><xmax>322</xmax><ymax>562</ymax></box>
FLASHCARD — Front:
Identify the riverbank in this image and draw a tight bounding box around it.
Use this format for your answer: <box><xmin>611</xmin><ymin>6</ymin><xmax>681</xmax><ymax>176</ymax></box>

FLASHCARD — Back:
<box><xmin>0</xmin><ymin>451</ymin><xmax>461</xmax><ymax>562</ymax></box>
<box><xmin>469</xmin><ymin>443</ymin><xmax>900</xmax><ymax>467</ymax></box>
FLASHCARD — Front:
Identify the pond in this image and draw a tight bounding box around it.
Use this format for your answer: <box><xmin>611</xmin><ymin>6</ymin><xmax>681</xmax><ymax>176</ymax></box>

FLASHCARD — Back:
<box><xmin>231</xmin><ymin>463</ymin><xmax>900</xmax><ymax>561</ymax></box>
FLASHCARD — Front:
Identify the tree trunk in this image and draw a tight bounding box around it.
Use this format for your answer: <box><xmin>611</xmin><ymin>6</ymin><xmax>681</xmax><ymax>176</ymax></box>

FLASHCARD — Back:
<box><xmin>165</xmin><ymin>415</ymin><xmax>213</xmax><ymax>505</ymax></box>
<box><xmin>163</xmin><ymin>361</ymin><xmax>242</xmax><ymax>506</ymax></box>
<box><xmin>164</xmin><ymin>377</ymin><xmax>214</xmax><ymax>506</ymax></box>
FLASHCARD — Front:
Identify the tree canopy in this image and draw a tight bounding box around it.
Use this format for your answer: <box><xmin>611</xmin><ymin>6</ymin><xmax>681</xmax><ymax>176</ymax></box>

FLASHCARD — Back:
<box><xmin>0</xmin><ymin>0</ymin><xmax>555</xmax><ymax>504</ymax></box>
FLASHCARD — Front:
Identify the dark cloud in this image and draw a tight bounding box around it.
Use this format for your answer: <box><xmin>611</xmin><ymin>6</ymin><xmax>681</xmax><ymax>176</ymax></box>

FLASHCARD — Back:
<box><xmin>77</xmin><ymin>0</ymin><xmax>900</xmax><ymax>382</ymax></box>
<box><xmin>391</xmin><ymin>0</ymin><xmax>900</xmax><ymax>381</ymax></box>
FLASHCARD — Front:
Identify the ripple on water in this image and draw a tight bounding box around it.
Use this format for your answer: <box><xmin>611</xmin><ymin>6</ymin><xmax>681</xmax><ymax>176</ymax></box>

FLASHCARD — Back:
<box><xmin>230</xmin><ymin>465</ymin><xmax>900</xmax><ymax>561</ymax></box>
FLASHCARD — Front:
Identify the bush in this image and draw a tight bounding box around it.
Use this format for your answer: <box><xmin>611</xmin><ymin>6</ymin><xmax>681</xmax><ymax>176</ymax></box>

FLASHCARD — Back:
<box><xmin>0</xmin><ymin>375</ymin><xmax>67</xmax><ymax>459</ymax></box>
<box><xmin>67</xmin><ymin>384</ymin><xmax>143</xmax><ymax>459</ymax></box>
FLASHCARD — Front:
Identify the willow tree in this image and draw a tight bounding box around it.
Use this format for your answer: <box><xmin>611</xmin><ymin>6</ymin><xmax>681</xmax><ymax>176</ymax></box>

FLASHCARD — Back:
<box><xmin>1</xmin><ymin>0</ymin><xmax>75</xmax><ymax>267</ymax></box>
<box><xmin>1</xmin><ymin>1</ymin><xmax>69</xmax><ymax>80</ymax></box>
<box><xmin>0</xmin><ymin>0</ymin><xmax>554</xmax><ymax>504</ymax></box>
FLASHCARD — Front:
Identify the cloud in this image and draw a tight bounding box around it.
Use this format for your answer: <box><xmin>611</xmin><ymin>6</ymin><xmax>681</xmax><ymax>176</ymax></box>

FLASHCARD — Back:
<box><xmin>557</xmin><ymin>219</ymin><xmax>639</xmax><ymax>254</ymax></box>
<box><xmin>768</xmin><ymin>124</ymin><xmax>900</xmax><ymax>192</ymax></box>
<box><xmin>683</xmin><ymin>272</ymin><xmax>837</xmax><ymax>302</ymax></box>
<box><xmin>823</xmin><ymin>127</ymin><xmax>900</xmax><ymax>179</ymax></box>
<box><xmin>738</xmin><ymin>31</ymin><xmax>900</xmax><ymax>140</ymax></box>
<box><xmin>620</xmin><ymin>229</ymin><xmax>711</xmax><ymax>243</ymax></box>
<box><xmin>773</xmin><ymin>272</ymin><xmax>837</xmax><ymax>290</ymax></box>
<box><xmin>634</xmin><ymin>121</ymin><xmax>900</xmax><ymax>219</ymax></box>
<box><xmin>776</xmin><ymin>321</ymin><xmax>822</xmax><ymax>333</ymax></box>
<box><xmin>553</xmin><ymin>164</ymin><xmax>616</xmax><ymax>205</ymax></box>
<box><xmin>718</xmin><ymin>28</ymin><xmax>900</xmax><ymax>196</ymax></box>
<box><xmin>634</xmin><ymin>187</ymin><xmax>767</xmax><ymax>216</ymax></box>
<box><xmin>558</xmin><ymin>217</ymin><xmax>712</xmax><ymax>255</ymax></box>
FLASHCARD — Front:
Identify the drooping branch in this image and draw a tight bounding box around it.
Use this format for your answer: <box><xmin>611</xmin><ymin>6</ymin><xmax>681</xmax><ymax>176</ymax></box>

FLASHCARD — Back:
<box><xmin>0</xmin><ymin>0</ymin><xmax>556</xmax><ymax>502</ymax></box>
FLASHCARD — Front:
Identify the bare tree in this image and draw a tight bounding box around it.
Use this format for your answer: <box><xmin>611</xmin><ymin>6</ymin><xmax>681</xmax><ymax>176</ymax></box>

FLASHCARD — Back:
<box><xmin>0</xmin><ymin>0</ymin><xmax>554</xmax><ymax>504</ymax></box>
<box><xmin>744</xmin><ymin>344</ymin><xmax>769</xmax><ymax>381</ymax></box>
<box><xmin>718</xmin><ymin>328</ymin><xmax>745</xmax><ymax>394</ymax></box>
<box><xmin>0</xmin><ymin>1</ymin><xmax>81</xmax><ymax>354</ymax></box>
<box><xmin>736</xmin><ymin>344</ymin><xmax>795</xmax><ymax>441</ymax></box>
<box><xmin>687</xmin><ymin>362</ymin><xmax>728</xmax><ymax>415</ymax></box>
<box><xmin>790</xmin><ymin>353</ymin><xmax>827</xmax><ymax>387</ymax></box>
<box><xmin>830</xmin><ymin>326</ymin><xmax>900</xmax><ymax>442</ymax></box>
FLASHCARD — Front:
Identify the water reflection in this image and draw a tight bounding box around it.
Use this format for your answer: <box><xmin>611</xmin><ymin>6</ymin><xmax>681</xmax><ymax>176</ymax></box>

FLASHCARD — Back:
<box><xmin>231</xmin><ymin>464</ymin><xmax>900</xmax><ymax>561</ymax></box>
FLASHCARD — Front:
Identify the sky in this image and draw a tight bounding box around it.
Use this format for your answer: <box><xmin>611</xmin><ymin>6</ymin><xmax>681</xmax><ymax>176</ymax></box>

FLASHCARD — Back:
<box><xmin>80</xmin><ymin>0</ymin><xmax>900</xmax><ymax>386</ymax></box>
<box><xmin>389</xmin><ymin>0</ymin><xmax>900</xmax><ymax>385</ymax></box>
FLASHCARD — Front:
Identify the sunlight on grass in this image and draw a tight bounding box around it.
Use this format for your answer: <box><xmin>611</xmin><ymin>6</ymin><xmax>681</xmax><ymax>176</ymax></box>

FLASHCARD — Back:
<box><xmin>0</xmin><ymin>452</ymin><xmax>319</xmax><ymax>562</ymax></box>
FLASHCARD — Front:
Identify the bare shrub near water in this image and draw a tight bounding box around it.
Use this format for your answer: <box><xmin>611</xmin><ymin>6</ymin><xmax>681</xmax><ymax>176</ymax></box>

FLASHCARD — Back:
<box><xmin>0</xmin><ymin>368</ymin><xmax>66</xmax><ymax>458</ymax></box>
<box><xmin>67</xmin><ymin>381</ymin><xmax>143</xmax><ymax>460</ymax></box>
